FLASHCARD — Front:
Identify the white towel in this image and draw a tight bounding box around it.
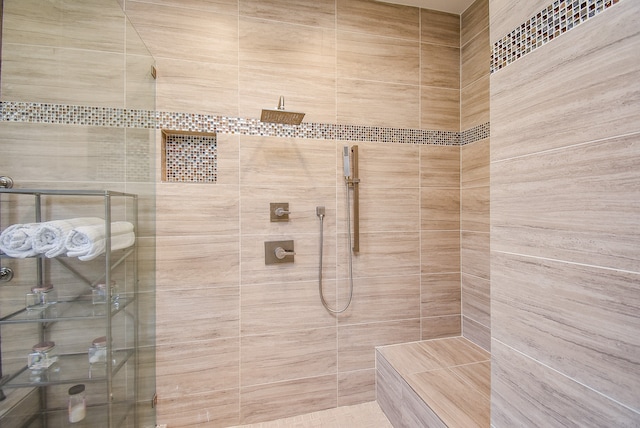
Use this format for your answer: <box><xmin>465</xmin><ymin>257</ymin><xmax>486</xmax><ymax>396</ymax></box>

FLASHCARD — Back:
<box><xmin>0</xmin><ymin>223</ymin><xmax>39</xmax><ymax>258</ymax></box>
<box><xmin>33</xmin><ymin>217</ymin><xmax>104</xmax><ymax>258</ymax></box>
<box><xmin>65</xmin><ymin>221</ymin><xmax>135</xmax><ymax>261</ymax></box>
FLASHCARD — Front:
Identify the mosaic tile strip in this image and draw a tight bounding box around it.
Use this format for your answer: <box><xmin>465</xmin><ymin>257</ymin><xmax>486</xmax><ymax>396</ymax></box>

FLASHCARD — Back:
<box><xmin>492</xmin><ymin>0</ymin><xmax>622</xmax><ymax>73</ymax></box>
<box><xmin>164</xmin><ymin>133</ymin><xmax>217</xmax><ymax>183</ymax></box>
<box><xmin>1</xmin><ymin>101</ymin><xmax>488</xmax><ymax>146</ymax></box>
<box><xmin>461</xmin><ymin>122</ymin><xmax>490</xmax><ymax>146</ymax></box>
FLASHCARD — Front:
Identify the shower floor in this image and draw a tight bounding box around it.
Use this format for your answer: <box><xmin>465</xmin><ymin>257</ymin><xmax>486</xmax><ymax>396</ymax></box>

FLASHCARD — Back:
<box><xmin>229</xmin><ymin>401</ymin><xmax>393</xmax><ymax>428</ymax></box>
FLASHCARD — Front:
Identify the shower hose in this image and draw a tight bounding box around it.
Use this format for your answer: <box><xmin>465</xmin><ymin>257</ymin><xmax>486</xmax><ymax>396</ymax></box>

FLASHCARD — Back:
<box><xmin>318</xmin><ymin>180</ymin><xmax>354</xmax><ymax>314</ymax></box>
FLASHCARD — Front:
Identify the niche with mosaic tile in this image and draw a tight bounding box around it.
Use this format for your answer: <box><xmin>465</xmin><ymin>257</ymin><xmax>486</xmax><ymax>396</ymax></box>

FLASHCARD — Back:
<box><xmin>161</xmin><ymin>130</ymin><xmax>217</xmax><ymax>183</ymax></box>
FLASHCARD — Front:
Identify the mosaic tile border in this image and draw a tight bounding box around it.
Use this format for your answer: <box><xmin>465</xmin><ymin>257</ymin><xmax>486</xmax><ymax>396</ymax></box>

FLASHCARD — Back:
<box><xmin>1</xmin><ymin>101</ymin><xmax>488</xmax><ymax>146</ymax></box>
<box><xmin>491</xmin><ymin>0</ymin><xmax>622</xmax><ymax>73</ymax></box>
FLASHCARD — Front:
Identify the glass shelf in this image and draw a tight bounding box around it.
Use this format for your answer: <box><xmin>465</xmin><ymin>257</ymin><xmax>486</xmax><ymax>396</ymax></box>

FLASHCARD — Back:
<box><xmin>24</xmin><ymin>400</ymin><xmax>134</xmax><ymax>428</ymax></box>
<box><xmin>1</xmin><ymin>350</ymin><xmax>134</xmax><ymax>389</ymax></box>
<box><xmin>0</xmin><ymin>296</ymin><xmax>135</xmax><ymax>324</ymax></box>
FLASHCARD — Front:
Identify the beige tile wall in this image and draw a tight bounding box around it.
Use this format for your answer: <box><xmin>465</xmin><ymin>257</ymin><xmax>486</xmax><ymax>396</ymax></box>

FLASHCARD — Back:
<box><xmin>460</xmin><ymin>0</ymin><xmax>490</xmax><ymax>351</ymax></box>
<box><xmin>0</xmin><ymin>1</ymin><xmax>157</xmax><ymax>426</ymax></box>
<box><xmin>490</xmin><ymin>0</ymin><xmax>640</xmax><ymax>425</ymax></box>
<box><xmin>124</xmin><ymin>0</ymin><xmax>469</xmax><ymax>425</ymax></box>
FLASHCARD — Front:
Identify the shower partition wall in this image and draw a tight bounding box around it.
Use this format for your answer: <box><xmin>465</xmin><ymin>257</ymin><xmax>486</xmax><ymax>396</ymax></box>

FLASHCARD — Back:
<box><xmin>0</xmin><ymin>0</ymin><xmax>157</xmax><ymax>426</ymax></box>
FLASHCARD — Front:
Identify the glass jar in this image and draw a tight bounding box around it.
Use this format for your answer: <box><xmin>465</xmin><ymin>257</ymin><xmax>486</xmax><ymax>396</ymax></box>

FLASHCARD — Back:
<box><xmin>92</xmin><ymin>281</ymin><xmax>119</xmax><ymax>307</ymax></box>
<box><xmin>27</xmin><ymin>341</ymin><xmax>58</xmax><ymax>370</ymax></box>
<box><xmin>25</xmin><ymin>284</ymin><xmax>57</xmax><ymax>310</ymax></box>
<box><xmin>68</xmin><ymin>384</ymin><xmax>86</xmax><ymax>423</ymax></box>
<box><xmin>88</xmin><ymin>336</ymin><xmax>107</xmax><ymax>365</ymax></box>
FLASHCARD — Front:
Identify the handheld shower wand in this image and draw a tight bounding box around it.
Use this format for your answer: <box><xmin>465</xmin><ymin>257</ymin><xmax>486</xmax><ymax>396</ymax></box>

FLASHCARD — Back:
<box><xmin>343</xmin><ymin>145</ymin><xmax>351</xmax><ymax>178</ymax></box>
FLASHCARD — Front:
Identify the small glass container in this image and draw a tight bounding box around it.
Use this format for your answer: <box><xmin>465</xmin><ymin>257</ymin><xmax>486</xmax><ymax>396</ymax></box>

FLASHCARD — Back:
<box><xmin>68</xmin><ymin>384</ymin><xmax>86</xmax><ymax>423</ymax></box>
<box><xmin>27</xmin><ymin>341</ymin><xmax>58</xmax><ymax>370</ymax></box>
<box><xmin>92</xmin><ymin>281</ymin><xmax>119</xmax><ymax>307</ymax></box>
<box><xmin>25</xmin><ymin>284</ymin><xmax>57</xmax><ymax>310</ymax></box>
<box><xmin>88</xmin><ymin>336</ymin><xmax>107</xmax><ymax>365</ymax></box>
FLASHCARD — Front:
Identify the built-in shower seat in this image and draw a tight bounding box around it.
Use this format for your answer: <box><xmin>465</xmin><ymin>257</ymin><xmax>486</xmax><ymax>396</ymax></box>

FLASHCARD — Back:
<box><xmin>376</xmin><ymin>337</ymin><xmax>490</xmax><ymax>427</ymax></box>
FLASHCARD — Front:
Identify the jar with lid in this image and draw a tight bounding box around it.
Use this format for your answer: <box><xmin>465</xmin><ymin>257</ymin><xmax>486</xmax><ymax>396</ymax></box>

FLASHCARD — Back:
<box><xmin>68</xmin><ymin>384</ymin><xmax>86</xmax><ymax>423</ymax></box>
<box><xmin>27</xmin><ymin>341</ymin><xmax>59</xmax><ymax>370</ymax></box>
<box><xmin>92</xmin><ymin>281</ymin><xmax>119</xmax><ymax>307</ymax></box>
<box><xmin>25</xmin><ymin>284</ymin><xmax>57</xmax><ymax>310</ymax></box>
<box><xmin>88</xmin><ymin>336</ymin><xmax>108</xmax><ymax>365</ymax></box>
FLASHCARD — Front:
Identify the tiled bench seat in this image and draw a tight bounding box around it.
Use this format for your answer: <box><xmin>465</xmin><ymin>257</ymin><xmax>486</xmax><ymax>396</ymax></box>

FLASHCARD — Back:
<box><xmin>376</xmin><ymin>337</ymin><xmax>490</xmax><ymax>428</ymax></box>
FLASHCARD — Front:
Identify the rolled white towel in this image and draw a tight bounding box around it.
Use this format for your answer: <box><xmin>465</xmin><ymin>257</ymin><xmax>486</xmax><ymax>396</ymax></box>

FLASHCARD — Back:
<box><xmin>0</xmin><ymin>223</ymin><xmax>39</xmax><ymax>258</ymax></box>
<box><xmin>65</xmin><ymin>221</ymin><xmax>135</xmax><ymax>261</ymax></box>
<box><xmin>33</xmin><ymin>217</ymin><xmax>104</xmax><ymax>258</ymax></box>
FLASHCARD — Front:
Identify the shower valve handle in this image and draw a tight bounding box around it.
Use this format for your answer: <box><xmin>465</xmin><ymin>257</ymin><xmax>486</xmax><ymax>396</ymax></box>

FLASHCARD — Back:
<box><xmin>274</xmin><ymin>247</ymin><xmax>296</xmax><ymax>260</ymax></box>
<box><xmin>274</xmin><ymin>207</ymin><xmax>290</xmax><ymax>216</ymax></box>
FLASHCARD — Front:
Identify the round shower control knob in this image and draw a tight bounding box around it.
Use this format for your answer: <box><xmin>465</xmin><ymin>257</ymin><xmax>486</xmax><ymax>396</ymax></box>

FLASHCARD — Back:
<box><xmin>274</xmin><ymin>247</ymin><xmax>295</xmax><ymax>260</ymax></box>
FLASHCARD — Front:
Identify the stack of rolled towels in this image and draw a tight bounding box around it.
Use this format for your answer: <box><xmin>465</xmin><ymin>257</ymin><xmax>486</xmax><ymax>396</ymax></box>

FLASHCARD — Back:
<box><xmin>0</xmin><ymin>217</ymin><xmax>135</xmax><ymax>261</ymax></box>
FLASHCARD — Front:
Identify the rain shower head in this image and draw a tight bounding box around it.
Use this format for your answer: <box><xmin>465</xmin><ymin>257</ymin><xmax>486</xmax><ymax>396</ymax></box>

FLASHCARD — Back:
<box><xmin>260</xmin><ymin>96</ymin><xmax>305</xmax><ymax>125</ymax></box>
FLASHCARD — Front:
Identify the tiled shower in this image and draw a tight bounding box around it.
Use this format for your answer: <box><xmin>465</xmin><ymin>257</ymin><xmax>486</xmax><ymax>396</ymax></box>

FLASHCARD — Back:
<box><xmin>1</xmin><ymin>0</ymin><xmax>638</xmax><ymax>427</ymax></box>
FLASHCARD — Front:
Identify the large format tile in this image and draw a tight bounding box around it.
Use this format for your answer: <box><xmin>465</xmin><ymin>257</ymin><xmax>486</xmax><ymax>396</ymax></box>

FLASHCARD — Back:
<box><xmin>157</xmin><ymin>388</ymin><xmax>240</xmax><ymax>428</ymax></box>
<box><xmin>239</xmin><ymin>0</ymin><xmax>336</xmax><ymax>28</ymax></box>
<box><xmin>461</xmin><ymin>273</ymin><xmax>490</xmax><ymax>328</ymax></box>
<box><xmin>491</xmin><ymin>0</ymin><xmax>640</xmax><ymax>161</ymax></box>
<box><xmin>420</xmin><ymin>87</ymin><xmax>460</xmax><ymax>131</ymax></box>
<box><xmin>338</xmin><ymin>275</ymin><xmax>421</xmax><ymax>325</ymax></box>
<box><xmin>126</xmin><ymin>1</ymin><xmax>239</xmax><ymax>65</ymax></box>
<box><xmin>491</xmin><ymin>133</ymin><xmax>640</xmax><ymax>272</ymax></box>
<box><xmin>461</xmin><ymin>0</ymin><xmax>488</xmax><ymax>47</ymax></box>
<box><xmin>422</xmin><ymin>315</ymin><xmax>461</xmax><ymax>340</ymax></box>
<box><xmin>351</xmin><ymin>142</ymin><xmax>420</xmax><ymax>188</ymax></box>
<box><xmin>240</xmin><ymin>136</ymin><xmax>335</xmax><ymax>187</ymax></box>
<box><xmin>156</xmin><ymin>337</ymin><xmax>239</xmax><ymax>397</ymax></box>
<box><xmin>154</xmin><ymin>58</ymin><xmax>239</xmax><ymax>116</ymax></box>
<box><xmin>338</xmin><ymin>369</ymin><xmax>376</xmax><ymax>406</ymax></box>
<box><xmin>338</xmin><ymin>319</ymin><xmax>421</xmax><ymax>372</ymax></box>
<box><xmin>420</xmin><ymin>145</ymin><xmax>460</xmax><ymax>187</ymax></box>
<box><xmin>421</xmin><ymin>231</ymin><xmax>460</xmax><ymax>274</ymax></box>
<box><xmin>421</xmin><ymin>9</ymin><xmax>459</xmax><ymax>47</ymax></box>
<box><xmin>337</xmin><ymin>0</ymin><xmax>419</xmax><ymax>40</ymax></box>
<box><xmin>492</xmin><ymin>252</ymin><xmax>640</xmax><ymax>411</ymax></box>
<box><xmin>133</xmin><ymin>0</ymin><xmax>238</xmax><ymax>15</ymax></box>
<box><xmin>338</xmin><ymin>79</ymin><xmax>420</xmax><ymax>128</ymax></box>
<box><xmin>156</xmin><ymin>183</ymin><xmax>239</xmax><ymax>236</ymax></box>
<box><xmin>339</xmin><ymin>231</ymin><xmax>420</xmax><ymax>278</ymax></box>
<box><xmin>3</xmin><ymin>0</ymin><xmax>125</xmax><ymax>52</ymax></box>
<box><xmin>420</xmin><ymin>187</ymin><xmax>460</xmax><ymax>231</ymax></box>
<box><xmin>1</xmin><ymin>44</ymin><xmax>125</xmax><ymax>106</ymax></box>
<box><xmin>241</xmin><ymin>281</ymin><xmax>336</xmax><ymax>336</ymax></box>
<box><xmin>420</xmin><ymin>43</ymin><xmax>460</xmax><ymax>89</ymax></box>
<box><xmin>492</xmin><ymin>340</ymin><xmax>640</xmax><ymax>427</ymax></box>
<box><xmin>338</xmin><ymin>31</ymin><xmax>420</xmax><ymax>86</ymax></box>
<box><xmin>241</xmin><ymin>328</ymin><xmax>336</xmax><ymax>386</ymax></box>
<box><xmin>461</xmin><ymin>27</ymin><xmax>490</xmax><ymax>88</ymax></box>
<box><xmin>155</xmin><ymin>235</ymin><xmax>239</xmax><ymax>289</ymax></box>
<box><xmin>462</xmin><ymin>316</ymin><xmax>490</xmax><ymax>352</ymax></box>
<box><xmin>239</xmin><ymin>17</ymin><xmax>335</xmax><ymax>75</ymax></box>
<box><xmin>354</xmin><ymin>186</ymin><xmax>420</xmax><ymax>233</ymax></box>
<box><xmin>461</xmin><ymin>137</ymin><xmax>489</xmax><ymax>188</ymax></box>
<box><xmin>461</xmin><ymin>75</ymin><xmax>490</xmax><ymax>130</ymax></box>
<box><xmin>461</xmin><ymin>186</ymin><xmax>489</xmax><ymax>232</ymax></box>
<box><xmin>156</xmin><ymin>286</ymin><xmax>239</xmax><ymax>345</ymax></box>
<box><xmin>240</xmin><ymin>375</ymin><xmax>337</xmax><ymax>424</ymax></box>
<box><xmin>421</xmin><ymin>273</ymin><xmax>461</xmax><ymax>318</ymax></box>
<box><xmin>407</xmin><ymin>368</ymin><xmax>489</xmax><ymax>428</ymax></box>
<box><xmin>461</xmin><ymin>231</ymin><xmax>489</xmax><ymax>280</ymax></box>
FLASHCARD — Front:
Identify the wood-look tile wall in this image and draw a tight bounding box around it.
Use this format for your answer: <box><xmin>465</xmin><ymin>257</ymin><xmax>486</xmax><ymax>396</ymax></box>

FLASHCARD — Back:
<box><xmin>490</xmin><ymin>0</ymin><xmax>640</xmax><ymax>425</ymax></box>
<box><xmin>0</xmin><ymin>1</ymin><xmax>157</xmax><ymax>426</ymax></box>
<box><xmin>122</xmin><ymin>0</ymin><xmax>469</xmax><ymax>425</ymax></box>
<box><xmin>460</xmin><ymin>0</ymin><xmax>490</xmax><ymax>352</ymax></box>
